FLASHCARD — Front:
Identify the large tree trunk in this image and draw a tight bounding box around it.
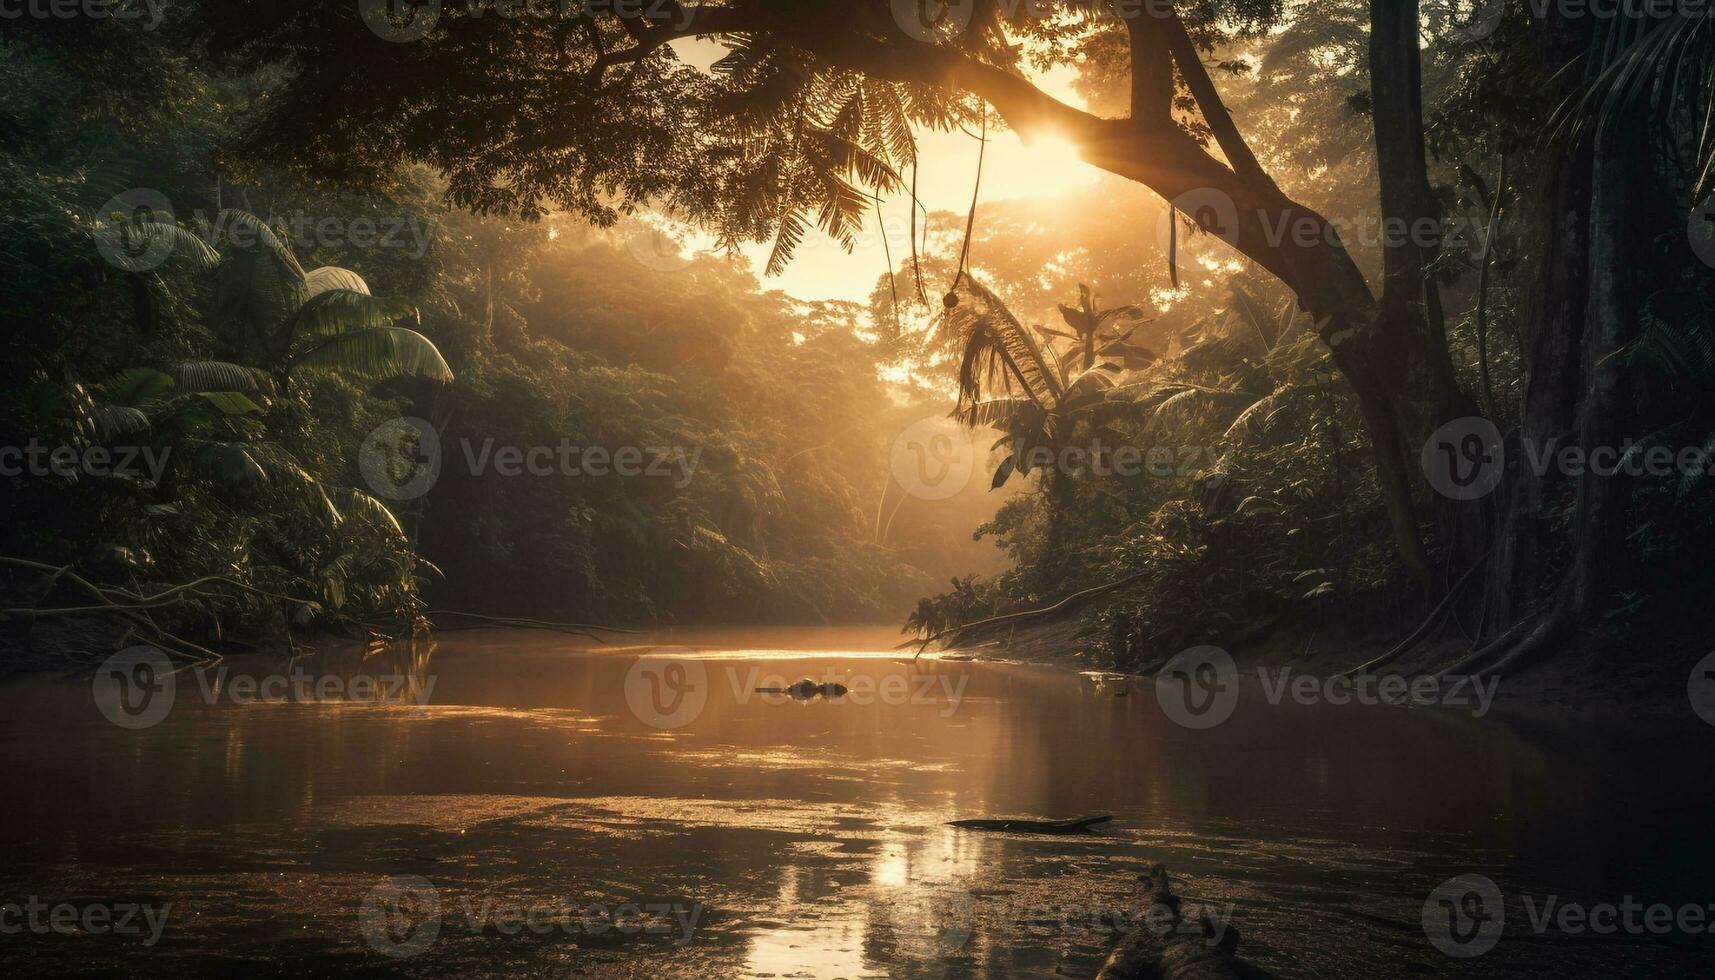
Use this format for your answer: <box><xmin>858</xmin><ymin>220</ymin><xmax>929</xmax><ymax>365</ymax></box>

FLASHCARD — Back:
<box><xmin>1369</xmin><ymin>0</ymin><xmax>1463</xmax><ymax>416</ymax></box>
<box><xmin>1564</xmin><ymin>106</ymin><xmax>1645</xmax><ymax>619</ymax></box>
<box><xmin>1482</xmin><ymin>13</ymin><xmax>1633</xmax><ymax>639</ymax></box>
<box><xmin>1483</xmin><ymin>131</ymin><xmax>1592</xmax><ymax>631</ymax></box>
<box><xmin>1367</xmin><ymin>0</ymin><xmax>1475</xmax><ymax>585</ymax></box>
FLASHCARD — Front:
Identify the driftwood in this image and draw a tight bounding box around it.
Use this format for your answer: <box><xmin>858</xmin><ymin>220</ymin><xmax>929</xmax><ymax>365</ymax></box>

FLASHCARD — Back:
<box><xmin>946</xmin><ymin>814</ymin><xmax>1112</xmax><ymax>834</ymax></box>
<box><xmin>1096</xmin><ymin>865</ymin><xmax>1253</xmax><ymax>980</ymax></box>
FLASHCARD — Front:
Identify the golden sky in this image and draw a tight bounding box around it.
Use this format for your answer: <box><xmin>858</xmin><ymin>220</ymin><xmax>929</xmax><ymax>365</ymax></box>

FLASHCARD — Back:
<box><xmin>658</xmin><ymin>40</ymin><xmax>1102</xmax><ymax>304</ymax></box>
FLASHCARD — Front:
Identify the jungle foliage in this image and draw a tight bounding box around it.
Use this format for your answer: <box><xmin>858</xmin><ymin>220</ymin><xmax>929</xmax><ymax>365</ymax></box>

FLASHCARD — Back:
<box><xmin>0</xmin><ymin>28</ymin><xmax>956</xmax><ymax>655</ymax></box>
<box><xmin>7</xmin><ymin>2</ymin><xmax>1715</xmax><ymax>678</ymax></box>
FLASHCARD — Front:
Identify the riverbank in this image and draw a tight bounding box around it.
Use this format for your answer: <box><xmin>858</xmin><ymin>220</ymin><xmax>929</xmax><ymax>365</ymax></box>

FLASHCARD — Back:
<box><xmin>7</xmin><ymin>594</ymin><xmax>1707</xmax><ymax>728</ymax></box>
<box><xmin>934</xmin><ymin>599</ymin><xmax>1708</xmax><ymax>725</ymax></box>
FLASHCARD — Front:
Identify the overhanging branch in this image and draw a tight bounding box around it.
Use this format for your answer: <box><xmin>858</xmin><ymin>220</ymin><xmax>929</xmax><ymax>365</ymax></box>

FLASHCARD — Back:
<box><xmin>1160</xmin><ymin>10</ymin><xmax>1278</xmax><ymax>195</ymax></box>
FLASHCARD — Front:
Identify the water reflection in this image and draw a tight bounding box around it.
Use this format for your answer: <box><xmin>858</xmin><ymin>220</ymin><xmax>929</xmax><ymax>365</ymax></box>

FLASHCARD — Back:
<box><xmin>0</xmin><ymin>626</ymin><xmax>1711</xmax><ymax>977</ymax></box>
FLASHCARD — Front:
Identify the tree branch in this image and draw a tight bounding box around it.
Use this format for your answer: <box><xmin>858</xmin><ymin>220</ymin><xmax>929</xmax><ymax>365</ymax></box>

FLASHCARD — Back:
<box><xmin>626</xmin><ymin>5</ymin><xmax>1371</xmax><ymax>328</ymax></box>
<box><xmin>1159</xmin><ymin>10</ymin><xmax>1277</xmax><ymax>194</ymax></box>
<box><xmin>1124</xmin><ymin>9</ymin><xmax>1174</xmax><ymax>129</ymax></box>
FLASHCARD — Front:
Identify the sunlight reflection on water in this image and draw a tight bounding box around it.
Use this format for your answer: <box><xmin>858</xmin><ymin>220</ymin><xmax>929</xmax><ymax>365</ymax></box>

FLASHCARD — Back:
<box><xmin>0</xmin><ymin>626</ymin><xmax>1712</xmax><ymax>977</ymax></box>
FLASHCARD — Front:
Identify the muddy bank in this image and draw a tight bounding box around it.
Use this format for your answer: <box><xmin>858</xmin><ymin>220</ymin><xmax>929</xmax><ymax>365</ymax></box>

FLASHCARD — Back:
<box><xmin>932</xmin><ymin>600</ymin><xmax>1706</xmax><ymax>723</ymax></box>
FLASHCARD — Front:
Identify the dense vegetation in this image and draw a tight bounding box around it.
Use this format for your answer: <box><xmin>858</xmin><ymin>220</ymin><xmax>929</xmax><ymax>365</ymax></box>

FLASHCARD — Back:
<box><xmin>0</xmin><ymin>28</ymin><xmax>979</xmax><ymax>655</ymax></box>
<box><xmin>881</xmin><ymin>4</ymin><xmax>1715</xmax><ymax>672</ymax></box>
<box><xmin>4</xmin><ymin>3</ymin><xmax>1714</xmax><ymax>679</ymax></box>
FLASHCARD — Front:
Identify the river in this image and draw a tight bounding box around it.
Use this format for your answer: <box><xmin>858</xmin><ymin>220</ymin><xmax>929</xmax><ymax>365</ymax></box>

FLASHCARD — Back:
<box><xmin>1</xmin><ymin>626</ymin><xmax>1711</xmax><ymax>977</ymax></box>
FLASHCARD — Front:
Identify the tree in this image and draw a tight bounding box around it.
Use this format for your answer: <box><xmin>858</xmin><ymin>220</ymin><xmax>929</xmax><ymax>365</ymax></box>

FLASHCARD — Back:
<box><xmin>1455</xmin><ymin>9</ymin><xmax>1715</xmax><ymax>674</ymax></box>
<box><xmin>190</xmin><ymin>0</ymin><xmax>1463</xmax><ymax>585</ymax></box>
<box><xmin>950</xmin><ymin>278</ymin><xmax>1148</xmax><ymax>570</ymax></box>
<box><xmin>208</xmin><ymin>211</ymin><xmax>453</xmax><ymax>384</ymax></box>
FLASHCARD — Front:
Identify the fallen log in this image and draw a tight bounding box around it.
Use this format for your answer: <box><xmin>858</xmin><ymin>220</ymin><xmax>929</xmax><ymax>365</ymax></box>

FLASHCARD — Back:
<box><xmin>1097</xmin><ymin>864</ymin><xmax>1256</xmax><ymax>980</ymax></box>
<box><xmin>946</xmin><ymin>814</ymin><xmax>1112</xmax><ymax>834</ymax></box>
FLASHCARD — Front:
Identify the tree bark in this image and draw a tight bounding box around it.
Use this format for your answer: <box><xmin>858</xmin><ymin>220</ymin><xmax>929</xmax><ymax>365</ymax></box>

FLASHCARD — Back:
<box><xmin>1369</xmin><ymin>0</ymin><xmax>1462</xmax><ymax>417</ymax></box>
<box><xmin>1481</xmin><ymin>12</ymin><xmax>1605</xmax><ymax>635</ymax></box>
<box><xmin>1565</xmin><ymin>107</ymin><xmax>1644</xmax><ymax>619</ymax></box>
<box><xmin>1484</xmin><ymin>132</ymin><xmax>1591</xmax><ymax>631</ymax></box>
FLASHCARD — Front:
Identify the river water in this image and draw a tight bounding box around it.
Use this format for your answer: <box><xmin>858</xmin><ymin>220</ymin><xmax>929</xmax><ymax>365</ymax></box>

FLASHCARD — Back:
<box><xmin>1</xmin><ymin>626</ymin><xmax>1712</xmax><ymax>977</ymax></box>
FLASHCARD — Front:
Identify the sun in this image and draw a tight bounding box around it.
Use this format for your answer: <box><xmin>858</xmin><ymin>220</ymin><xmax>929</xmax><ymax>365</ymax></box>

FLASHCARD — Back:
<box><xmin>984</xmin><ymin>128</ymin><xmax>1097</xmax><ymax>200</ymax></box>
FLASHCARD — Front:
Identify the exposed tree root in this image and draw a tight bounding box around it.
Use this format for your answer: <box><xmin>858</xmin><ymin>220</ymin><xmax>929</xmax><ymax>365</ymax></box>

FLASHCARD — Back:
<box><xmin>1436</xmin><ymin>585</ymin><xmax>1573</xmax><ymax>680</ymax></box>
<box><xmin>0</xmin><ymin>555</ymin><xmax>321</xmax><ymax>664</ymax></box>
<box><xmin>1337</xmin><ymin>555</ymin><xmax>1486</xmax><ymax>678</ymax></box>
<box><xmin>904</xmin><ymin>572</ymin><xmax>1146</xmax><ymax>660</ymax></box>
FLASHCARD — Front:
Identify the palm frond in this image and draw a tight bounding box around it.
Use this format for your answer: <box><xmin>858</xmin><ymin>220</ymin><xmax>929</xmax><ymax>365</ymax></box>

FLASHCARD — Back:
<box><xmin>1225</xmin><ymin>283</ymin><xmax>1277</xmax><ymax>353</ymax></box>
<box><xmin>950</xmin><ymin>278</ymin><xmax>1064</xmax><ymax>412</ymax></box>
<box><xmin>285</xmin><ymin>288</ymin><xmax>419</xmax><ymax>343</ymax></box>
<box><xmin>957</xmin><ymin>396</ymin><xmax>1043</xmax><ymax>430</ymax></box>
<box><xmin>1678</xmin><ymin>430</ymin><xmax>1715</xmax><ymax>501</ymax></box>
<box><xmin>194</xmin><ymin>391</ymin><xmax>265</xmax><ymax>416</ymax></box>
<box><xmin>337</xmin><ymin>488</ymin><xmax>407</xmax><ymax>536</ymax></box>
<box><xmin>1626</xmin><ymin>287</ymin><xmax>1715</xmax><ymax>386</ymax></box>
<box><xmin>210</xmin><ymin>210</ymin><xmax>307</xmax><ymax>360</ymax></box>
<box><xmin>174</xmin><ymin>361</ymin><xmax>274</xmax><ymax>394</ymax></box>
<box><xmin>1061</xmin><ymin>366</ymin><xmax>1119</xmax><ymax>411</ymax></box>
<box><xmin>289</xmin><ymin>326</ymin><xmax>454</xmax><ymax>383</ymax></box>
<box><xmin>1222</xmin><ymin>391</ymin><xmax>1282</xmax><ymax>443</ymax></box>
<box><xmin>94</xmin><ymin>218</ymin><xmax>218</xmax><ymax>272</ymax></box>
<box><xmin>1554</xmin><ymin>11</ymin><xmax>1713</xmax><ymax>199</ymax></box>
<box><xmin>303</xmin><ymin>266</ymin><xmax>372</xmax><ymax>298</ymax></box>
<box><xmin>92</xmin><ymin>405</ymin><xmax>151</xmax><ymax>439</ymax></box>
<box><xmin>103</xmin><ymin>367</ymin><xmax>175</xmax><ymax>407</ymax></box>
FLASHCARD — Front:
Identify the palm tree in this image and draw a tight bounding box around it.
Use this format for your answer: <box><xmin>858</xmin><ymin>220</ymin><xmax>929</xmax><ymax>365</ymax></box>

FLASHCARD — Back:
<box><xmin>951</xmin><ymin>278</ymin><xmax>1152</xmax><ymax>491</ymax></box>
<box><xmin>74</xmin><ymin>208</ymin><xmax>456</xmax><ymax>497</ymax></box>
<box><xmin>209</xmin><ymin>210</ymin><xmax>452</xmax><ymax>384</ymax></box>
<box><xmin>58</xmin><ymin>206</ymin><xmax>454</xmax><ymax>631</ymax></box>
